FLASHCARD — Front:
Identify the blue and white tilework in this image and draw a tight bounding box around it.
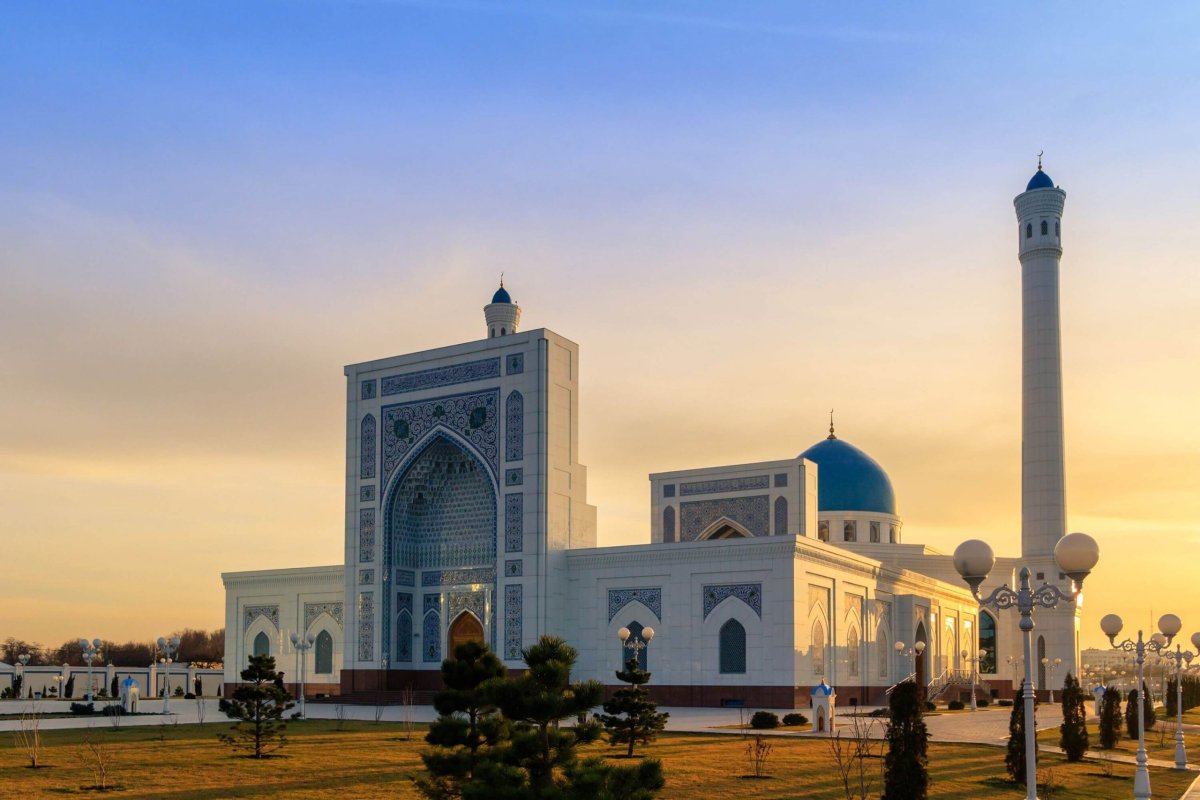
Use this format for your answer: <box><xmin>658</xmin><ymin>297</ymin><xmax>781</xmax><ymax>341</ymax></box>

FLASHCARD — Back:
<box><xmin>504</xmin><ymin>584</ymin><xmax>523</xmax><ymax>659</ymax></box>
<box><xmin>448</xmin><ymin>591</ymin><xmax>486</xmax><ymax>626</ymax></box>
<box><xmin>505</xmin><ymin>468</ymin><xmax>523</xmax><ymax>486</ymax></box>
<box><xmin>396</xmin><ymin>569</ymin><xmax>416</xmax><ymax>587</ymax></box>
<box><xmin>358</xmin><ymin>509</ymin><xmax>375</xmax><ymax>562</ymax></box>
<box><xmin>361</xmin><ymin>379</ymin><xmax>377</xmax><ymax>401</ymax></box>
<box><xmin>774</xmin><ymin>496</ymin><xmax>788</xmax><ymax>535</ymax></box>
<box><xmin>304</xmin><ymin>602</ymin><xmax>344</xmax><ymax>630</ymax></box>
<box><xmin>360</xmin><ymin>485</ymin><xmax>375</xmax><ymax>503</ymax></box>
<box><xmin>505</xmin><ymin>390</ymin><xmax>523</xmax><ymax>462</ymax></box>
<box><xmin>702</xmin><ymin>583</ymin><xmax>763</xmax><ymax>619</ymax></box>
<box><xmin>358</xmin><ymin>569</ymin><xmax>374</xmax><ymax>585</ymax></box>
<box><xmin>396</xmin><ymin>607</ymin><xmax>413</xmax><ymax>663</ymax></box>
<box><xmin>397</xmin><ymin>592</ymin><xmax>413</xmax><ymax>615</ymax></box>
<box><xmin>243</xmin><ymin>605</ymin><xmax>279</xmax><ymax>633</ymax></box>
<box><xmin>360</xmin><ymin>414</ymin><xmax>376</xmax><ymax>479</ymax></box>
<box><xmin>607</xmin><ymin>588</ymin><xmax>662</xmax><ymax>622</ymax></box>
<box><xmin>680</xmin><ymin>495</ymin><xmax>769</xmax><ymax>539</ymax></box>
<box><xmin>423</xmin><ymin>594</ymin><xmax>442</xmax><ymax>662</ymax></box>
<box><xmin>422</xmin><ymin>567</ymin><xmax>495</xmax><ymax>587</ymax></box>
<box><xmin>506</xmin><ymin>353</ymin><xmax>524</xmax><ymax>375</ymax></box>
<box><xmin>680</xmin><ymin>475</ymin><xmax>769</xmax><ymax>496</ymax></box>
<box><xmin>504</xmin><ymin>559</ymin><xmax>523</xmax><ymax>577</ymax></box>
<box><xmin>382</xmin><ymin>358</ymin><xmax>500</xmax><ymax>396</ymax></box>
<box><xmin>357</xmin><ymin>592</ymin><xmax>374</xmax><ymax>661</ymax></box>
<box><xmin>505</xmin><ymin>493</ymin><xmax>523</xmax><ymax>552</ymax></box>
<box><xmin>381</xmin><ymin>390</ymin><xmax>500</xmax><ymax>480</ymax></box>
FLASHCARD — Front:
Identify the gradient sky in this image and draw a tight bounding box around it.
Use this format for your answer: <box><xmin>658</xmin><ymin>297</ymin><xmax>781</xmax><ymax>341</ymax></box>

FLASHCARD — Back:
<box><xmin>2</xmin><ymin>2</ymin><xmax>1199</xmax><ymax>652</ymax></box>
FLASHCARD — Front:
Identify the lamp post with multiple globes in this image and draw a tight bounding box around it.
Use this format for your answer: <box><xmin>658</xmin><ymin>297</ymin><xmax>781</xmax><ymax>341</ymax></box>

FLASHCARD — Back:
<box><xmin>617</xmin><ymin>625</ymin><xmax>655</xmax><ymax>667</ymax></box>
<box><xmin>1100</xmin><ymin>612</ymin><xmax>1185</xmax><ymax>798</ymax></box>
<box><xmin>1040</xmin><ymin>656</ymin><xmax>1062</xmax><ymax>702</ymax></box>
<box><xmin>290</xmin><ymin>631</ymin><xmax>316</xmax><ymax>719</ymax></box>
<box><xmin>157</xmin><ymin>635</ymin><xmax>181</xmax><ymax>714</ymax></box>
<box><xmin>952</xmin><ymin>531</ymin><xmax>1100</xmax><ymax>800</ymax></box>
<box><xmin>17</xmin><ymin>653</ymin><xmax>31</xmax><ymax>697</ymax></box>
<box><xmin>79</xmin><ymin>639</ymin><xmax>102</xmax><ymax>702</ymax></box>
<box><xmin>1158</xmin><ymin>632</ymin><xmax>1199</xmax><ymax>770</ymax></box>
<box><xmin>893</xmin><ymin>640</ymin><xmax>926</xmax><ymax>686</ymax></box>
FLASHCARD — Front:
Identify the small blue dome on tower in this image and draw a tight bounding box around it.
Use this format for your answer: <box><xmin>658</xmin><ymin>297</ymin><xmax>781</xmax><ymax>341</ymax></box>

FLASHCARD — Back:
<box><xmin>798</xmin><ymin>429</ymin><xmax>897</xmax><ymax>516</ymax></box>
<box><xmin>491</xmin><ymin>285</ymin><xmax>512</xmax><ymax>304</ymax></box>
<box><xmin>1026</xmin><ymin>168</ymin><xmax>1054</xmax><ymax>191</ymax></box>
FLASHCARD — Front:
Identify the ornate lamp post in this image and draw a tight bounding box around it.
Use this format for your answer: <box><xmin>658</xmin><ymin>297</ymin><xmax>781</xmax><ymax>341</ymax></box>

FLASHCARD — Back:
<box><xmin>1040</xmin><ymin>656</ymin><xmax>1062</xmax><ymax>702</ymax></box>
<box><xmin>16</xmin><ymin>653</ymin><xmax>30</xmax><ymax>697</ymax></box>
<box><xmin>157</xmin><ymin>635</ymin><xmax>180</xmax><ymax>714</ymax></box>
<box><xmin>1100</xmin><ymin>612</ymin><xmax>1183</xmax><ymax>798</ymax></box>
<box><xmin>79</xmin><ymin>639</ymin><xmax>102</xmax><ymax>701</ymax></box>
<box><xmin>618</xmin><ymin>625</ymin><xmax>655</xmax><ymax>671</ymax></box>
<box><xmin>1153</xmin><ymin>630</ymin><xmax>1198</xmax><ymax>770</ymax></box>
<box><xmin>961</xmin><ymin>649</ymin><xmax>980</xmax><ymax>711</ymax></box>
<box><xmin>1007</xmin><ymin>654</ymin><xmax>1024</xmax><ymax>687</ymax></box>
<box><xmin>289</xmin><ymin>631</ymin><xmax>316</xmax><ymax>719</ymax></box>
<box><xmin>52</xmin><ymin>673</ymin><xmax>65</xmax><ymax>699</ymax></box>
<box><xmin>953</xmin><ymin>531</ymin><xmax>1100</xmax><ymax>800</ymax></box>
<box><xmin>894</xmin><ymin>640</ymin><xmax>926</xmax><ymax>685</ymax></box>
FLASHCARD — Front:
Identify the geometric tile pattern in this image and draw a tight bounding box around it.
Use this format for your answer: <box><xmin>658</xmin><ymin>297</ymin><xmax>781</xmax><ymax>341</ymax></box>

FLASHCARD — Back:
<box><xmin>663</xmin><ymin>506</ymin><xmax>675</xmax><ymax>543</ymax></box>
<box><xmin>422</xmin><ymin>567</ymin><xmax>496</xmax><ymax>587</ymax></box>
<box><xmin>607</xmin><ymin>587</ymin><xmax>662</xmax><ymax>622</ymax></box>
<box><xmin>243</xmin><ymin>605</ymin><xmax>280</xmax><ymax>633</ymax></box>
<box><xmin>422</xmin><ymin>594</ymin><xmax>441</xmax><ymax>663</ymax></box>
<box><xmin>680</xmin><ymin>495</ymin><xmax>769</xmax><ymax>540</ymax></box>
<box><xmin>360</xmin><ymin>414</ymin><xmax>376</xmax><ymax>480</ymax></box>
<box><xmin>381</xmin><ymin>390</ymin><xmax>500</xmax><ymax>480</ymax></box>
<box><xmin>357</xmin><ymin>592</ymin><xmax>374</xmax><ymax>661</ymax></box>
<box><xmin>774</xmin><ymin>473</ymin><xmax>788</xmax><ymax>487</ymax></box>
<box><xmin>448</xmin><ymin>590</ymin><xmax>486</xmax><ymax>627</ymax></box>
<box><xmin>505</xmin><ymin>493</ymin><xmax>523</xmax><ymax>552</ymax></box>
<box><xmin>358</xmin><ymin>569</ymin><xmax>374</xmax><ymax>585</ymax></box>
<box><xmin>360</xmin><ymin>484</ymin><xmax>376</xmax><ymax>502</ymax></box>
<box><xmin>381</xmin><ymin>357</ymin><xmax>500</xmax><ymax>396</ymax></box>
<box><xmin>504</xmin><ymin>584</ymin><xmax>523</xmax><ymax>659</ymax></box>
<box><xmin>505</xmin><ymin>468</ymin><xmax>523</xmax><ymax>486</ymax></box>
<box><xmin>358</xmin><ymin>509</ymin><xmax>375</xmax><ymax>562</ymax></box>
<box><xmin>504</xmin><ymin>559</ymin><xmax>523</xmax><ymax>577</ymax></box>
<box><xmin>396</xmin><ymin>569</ymin><xmax>415</xmax><ymax>586</ymax></box>
<box><xmin>361</xmin><ymin>379</ymin><xmax>377</xmax><ymax>401</ymax></box>
<box><xmin>774</xmin><ymin>496</ymin><xmax>788</xmax><ymax>535</ymax></box>
<box><xmin>505</xmin><ymin>390</ymin><xmax>523</xmax><ymax>462</ymax></box>
<box><xmin>702</xmin><ymin>583</ymin><xmax>763</xmax><ymax>619</ymax></box>
<box><xmin>680</xmin><ymin>475</ymin><xmax>769</xmax><ymax>496</ymax></box>
<box><xmin>304</xmin><ymin>602</ymin><xmax>344</xmax><ymax>631</ymax></box>
<box><xmin>506</xmin><ymin>353</ymin><xmax>524</xmax><ymax>375</ymax></box>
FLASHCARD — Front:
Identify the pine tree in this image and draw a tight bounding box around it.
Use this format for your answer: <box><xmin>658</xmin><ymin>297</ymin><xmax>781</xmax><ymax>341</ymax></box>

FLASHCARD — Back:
<box><xmin>1058</xmin><ymin>672</ymin><xmax>1088</xmax><ymax>761</ymax></box>
<box><xmin>417</xmin><ymin>640</ymin><xmax>508</xmax><ymax>800</ymax></box>
<box><xmin>467</xmin><ymin>635</ymin><xmax>665</xmax><ymax>800</ymax></box>
<box><xmin>1006</xmin><ymin>680</ymin><xmax>1032</xmax><ymax>784</ymax></box>
<box><xmin>1099</xmin><ymin>686</ymin><xmax>1122</xmax><ymax>749</ymax></box>
<box><xmin>217</xmin><ymin>654</ymin><xmax>295</xmax><ymax>758</ymax></box>
<box><xmin>883</xmin><ymin>680</ymin><xmax>929</xmax><ymax>800</ymax></box>
<box><xmin>1125</xmin><ymin>682</ymin><xmax>1157</xmax><ymax>740</ymax></box>
<box><xmin>65</xmin><ymin>675</ymin><xmax>76</xmax><ymax>699</ymax></box>
<box><xmin>598</xmin><ymin>657</ymin><xmax>670</xmax><ymax>758</ymax></box>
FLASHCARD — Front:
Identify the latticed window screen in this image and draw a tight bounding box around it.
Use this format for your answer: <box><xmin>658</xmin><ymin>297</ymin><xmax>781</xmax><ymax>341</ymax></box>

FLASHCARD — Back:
<box><xmin>396</xmin><ymin>612</ymin><xmax>413</xmax><ymax>662</ymax></box>
<box><xmin>253</xmin><ymin>631</ymin><xmax>270</xmax><ymax>657</ymax></box>
<box><xmin>315</xmin><ymin>631</ymin><xmax>333</xmax><ymax>674</ymax></box>
<box><xmin>719</xmin><ymin>619</ymin><xmax>747</xmax><ymax>674</ymax></box>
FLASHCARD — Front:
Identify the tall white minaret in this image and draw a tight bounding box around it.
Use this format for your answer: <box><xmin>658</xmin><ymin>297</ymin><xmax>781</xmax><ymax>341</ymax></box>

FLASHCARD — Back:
<box><xmin>1014</xmin><ymin>159</ymin><xmax>1067</xmax><ymax>558</ymax></box>
<box><xmin>484</xmin><ymin>278</ymin><xmax>521</xmax><ymax>338</ymax></box>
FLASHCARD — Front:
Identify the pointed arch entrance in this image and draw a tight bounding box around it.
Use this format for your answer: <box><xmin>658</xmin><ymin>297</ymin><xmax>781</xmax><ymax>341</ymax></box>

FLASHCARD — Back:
<box><xmin>449</xmin><ymin>612</ymin><xmax>485</xmax><ymax>655</ymax></box>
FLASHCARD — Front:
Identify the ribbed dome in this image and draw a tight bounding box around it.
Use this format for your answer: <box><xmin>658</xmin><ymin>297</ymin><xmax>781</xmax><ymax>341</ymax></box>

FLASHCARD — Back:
<box><xmin>491</xmin><ymin>285</ymin><xmax>512</xmax><ymax>304</ymax></box>
<box><xmin>1026</xmin><ymin>169</ymin><xmax>1054</xmax><ymax>191</ymax></box>
<box><xmin>798</xmin><ymin>437</ymin><xmax>897</xmax><ymax>515</ymax></box>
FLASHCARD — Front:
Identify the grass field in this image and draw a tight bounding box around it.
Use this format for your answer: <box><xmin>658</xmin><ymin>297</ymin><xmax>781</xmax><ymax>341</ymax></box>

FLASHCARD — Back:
<box><xmin>2</xmin><ymin>719</ymin><xmax>1197</xmax><ymax>799</ymax></box>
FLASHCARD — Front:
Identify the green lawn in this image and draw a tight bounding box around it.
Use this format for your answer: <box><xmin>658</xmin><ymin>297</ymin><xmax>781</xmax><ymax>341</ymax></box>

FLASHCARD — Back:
<box><xmin>1</xmin><ymin>720</ymin><xmax>1196</xmax><ymax>799</ymax></box>
<box><xmin>1038</xmin><ymin>721</ymin><xmax>1200</xmax><ymax>762</ymax></box>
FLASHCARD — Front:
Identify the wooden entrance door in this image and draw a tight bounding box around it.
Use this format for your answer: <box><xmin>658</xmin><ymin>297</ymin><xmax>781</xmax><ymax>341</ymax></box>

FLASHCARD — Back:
<box><xmin>448</xmin><ymin>613</ymin><xmax>484</xmax><ymax>655</ymax></box>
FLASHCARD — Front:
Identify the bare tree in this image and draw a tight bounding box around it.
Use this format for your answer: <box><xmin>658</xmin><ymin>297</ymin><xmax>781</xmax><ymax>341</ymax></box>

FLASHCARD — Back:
<box><xmin>827</xmin><ymin>714</ymin><xmax>883</xmax><ymax>800</ymax></box>
<box><xmin>746</xmin><ymin>734</ymin><xmax>773</xmax><ymax>778</ymax></box>
<box><xmin>75</xmin><ymin>728</ymin><xmax>115</xmax><ymax>790</ymax></box>
<box><xmin>373</xmin><ymin>694</ymin><xmax>386</xmax><ymax>724</ymax></box>
<box><xmin>195</xmin><ymin>695</ymin><xmax>208</xmax><ymax>725</ymax></box>
<box><xmin>15</xmin><ymin>703</ymin><xmax>43</xmax><ymax>768</ymax></box>
<box><xmin>401</xmin><ymin>684</ymin><xmax>416</xmax><ymax>739</ymax></box>
<box><xmin>334</xmin><ymin>702</ymin><xmax>347</xmax><ymax>731</ymax></box>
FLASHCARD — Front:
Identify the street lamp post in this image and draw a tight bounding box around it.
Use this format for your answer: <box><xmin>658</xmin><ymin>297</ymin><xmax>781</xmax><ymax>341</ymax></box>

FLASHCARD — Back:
<box><xmin>618</xmin><ymin>625</ymin><xmax>655</xmax><ymax>668</ymax></box>
<box><xmin>1100</xmin><ymin>612</ymin><xmax>1184</xmax><ymax>798</ymax></box>
<box><xmin>16</xmin><ymin>653</ymin><xmax>30</xmax><ymax>697</ymax></box>
<box><xmin>53</xmin><ymin>673</ymin><xmax>65</xmax><ymax>699</ymax></box>
<box><xmin>289</xmin><ymin>631</ymin><xmax>316</xmax><ymax>719</ymax></box>
<box><xmin>961</xmin><ymin>649</ymin><xmax>979</xmax><ymax>711</ymax></box>
<box><xmin>1040</xmin><ymin>656</ymin><xmax>1062</xmax><ymax>703</ymax></box>
<box><xmin>1153</xmin><ymin>631</ymin><xmax>1199</xmax><ymax>770</ymax></box>
<box><xmin>157</xmin><ymin>635</ymin><xmax>181</xmax><ymax>715</ymax></box>
<box><xmin>79</xmin><ymin>639</ymin><xmax>102</xmax><ymax>702</ymax></box>
<box><xmin>953</xmin><ymin>531</ymin><xmax>1100</xmax><ymax>800</ymax></box>
<box><xmin>894</xmin><ymin>640</ymin><xmax>926</xmax><ymax>685</ymax></box>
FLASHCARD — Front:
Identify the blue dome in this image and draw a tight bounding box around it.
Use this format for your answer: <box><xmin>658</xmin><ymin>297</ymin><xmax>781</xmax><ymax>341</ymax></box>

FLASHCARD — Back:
<box><xmin>1026</xmin><ymin>169</ymin><xmax>1054</xmax><ymax>191</ymax></box>
<box><xmin>491</xmin><ymin>285</ymin><xmax>512</xmax><ymax>304</ymax></box>
<box><xmin>798</xmin><ymin>437</ymin><xmax>897</xmax><ymax>515</ymax></box>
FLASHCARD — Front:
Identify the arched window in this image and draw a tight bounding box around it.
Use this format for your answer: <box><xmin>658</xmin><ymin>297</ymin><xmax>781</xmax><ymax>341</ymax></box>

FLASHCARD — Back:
<box><xmin>314</xmin><ymin>630</ymin><xmax>333</xmax><ymax>675</ymax></box>
<box><xmin>719</xmin><ymin>619</ymin><xmax>746</xmax><ymax>674</ymax></box>
<box><xmin>818</xmin><ymin>521</ymin><xmax>830</xmax><ymax>542</ymax></box>
<box><xmin>1055</xmin><ymin>221</ymin><xmax>1060</xmax><ymax>237</ymax></box>
<box><xmin>663</xmin><ymin>506</ymin><xmax>676</xmax><ymax>543</ymax></box>
<box><xmin>1041</xmin><ymin>220</ymin><xmax>1048</xmax><ymax>235</ymax></box>
<box><xmin>843</xmin><ymin>520</ymin><xmax>857</xmax><ymax>542</ymax></box>
<box><xmin>622</xmin><ymin>621</ymin><xmax>649</xmax><ymax>671</ymax></box>
<box><xmin>870</xmin><ymin>521</ymin><xmax>880</xmax><ymax>543</ymax></box>
<box><xmin>1025</xmin><ymin>223</ymin><xmax>1033</xmax><ymax>239</ymax></box>
<box><xmin>396</xmin><ymin>611</ymin><xmax>413</xmax><ymax>663</ymax></box>
<box><xmin>812</xmin><ymin>620</ymin><xmax>826</xmax><ymax>676</ymax></box>
<box><xmin>252</xmin><ymin>631</ymin><xmax>270</xmax><ymax>658</ymax></box>
<box><xmin>877</xmin><ymin>624</ymin><xmax>889</xmax><ymax>677</ymax></box>
<box><xmin>889</xmin><ymin>525</ymin><xmax>896</xmax><ymax>543</ymax></box>
<box><xmin>978</xmin><ymin>611</ymin><xmax>997</xmax><ymax>674</ymax></box>
<box><xmin>847</xmin><ymin>626</ymin><xmax>860</xmax><ymax>677</ymax></box>
<box><xmin>500</xmin><ymin>328</ymin><xmax>506</xmax><ymax>336</ymax></box>
<box><xmin>774</xmin><ymin>497</ymin><xmax>787</xmax><ymax>535</ymax></box>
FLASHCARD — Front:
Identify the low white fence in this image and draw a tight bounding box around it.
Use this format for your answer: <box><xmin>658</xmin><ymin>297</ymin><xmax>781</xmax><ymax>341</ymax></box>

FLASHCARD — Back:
<box><xmin>0</xmin><ymin>663</ymin><xmax>224</xmax><ymax>699</ymax></box>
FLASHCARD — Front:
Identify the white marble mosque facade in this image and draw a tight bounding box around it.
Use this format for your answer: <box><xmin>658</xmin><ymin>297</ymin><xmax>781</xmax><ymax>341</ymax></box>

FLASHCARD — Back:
<box><xmin>222</xmin><ymin>167</ymin><xmax>1086</xmax><ymax>706</ymax></box>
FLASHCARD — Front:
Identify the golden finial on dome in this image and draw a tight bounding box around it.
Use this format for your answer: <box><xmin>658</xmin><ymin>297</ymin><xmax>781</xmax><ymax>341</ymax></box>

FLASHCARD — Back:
<box><xmin>827</xmin><ymin>409</ymin><xmax>836</xmax><ymax>440</ymax></box>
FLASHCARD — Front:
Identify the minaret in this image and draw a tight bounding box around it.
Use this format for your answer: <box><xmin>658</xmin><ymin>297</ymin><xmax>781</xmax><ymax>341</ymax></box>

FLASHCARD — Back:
<box><xmin>484</xmin><ymin>278</ymin><xmax>521</xmax><ymax>338</ymax></box>
<box><xmin>1014</xmin><ymin>159</ymin><xmax>1067</xmax><ymax>557</ymax></box>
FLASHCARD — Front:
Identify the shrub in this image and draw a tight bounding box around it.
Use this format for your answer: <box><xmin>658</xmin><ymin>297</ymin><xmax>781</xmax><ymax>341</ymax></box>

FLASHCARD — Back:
<box><xmin>70</xmin><ymin>702</ymin><xmax>96</xmax><ymax>715</ymax></box>
<box><xmin>1006</xmin><ymin>681</ymin><xmax>1031</xmax><ymax>784</ymax></box>
<box><xmin>923</xmin><ymin>701</ymin><xmax>936</xmax><ymax>712</ymax></box>
<box><xmin>782</xmin><ymin>712</ymin><xmax>808</xmax><ymax>727</ymax></box>
<box><xmin>174</xmin><ymin>686</ymin><xmax>185</xmax><ymax>697</ymax></box>
<box><xmin>750</xmin><ymin>711</ymin><xmax>779</xmax><ymax>729</ymax></box>
<box><xmin>948</xmin><ymin>700</ymin><xmax>965</xmax><ymax>711</ymax></box>
<box><xmin>1059</xmin><ymin>673</ymin><xmax>1088</xmax><ymax>762</ymax></box>
<box><xmin>102</xmin><ymin>705</ymin><xmax>124</xmax><ymax>717</ymax></box>
<box><xmin>884</xmin><ymin>681</ymin><xmax>929</xmax><ymax>799</ymax></box>
<box><xmin>977</xmin><ymin>697</ymin><xmax>990</xmax><ymax>707</ymax></box>
<box><xmin>1099</xmin><ymin>686</ymin><xmax>1122</xmax><ymax>749</ymax></box>
<box><xmin>184</xmin><ymin>693</ymin><xmax>196</xmax><ymax>700</ymax></box>
<box><xmin>998</xmin><ymin>698</ymin><xmax>1014</xmax><ymax>707</ymax></box>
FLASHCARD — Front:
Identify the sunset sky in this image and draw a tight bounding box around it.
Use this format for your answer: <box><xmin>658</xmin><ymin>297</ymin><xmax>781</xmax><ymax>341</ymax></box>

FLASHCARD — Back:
<box><xmin>3</xmin><ymin>2</ymin><xmax>1199</xmax><ymax>652</ymax></box>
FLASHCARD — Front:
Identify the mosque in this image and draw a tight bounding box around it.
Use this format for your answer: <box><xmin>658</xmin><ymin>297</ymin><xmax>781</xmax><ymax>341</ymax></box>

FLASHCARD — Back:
<box><xmin>223</xmin><ymin>164</ymin><xmax>1082</xmax><ymax>708</ymax></box>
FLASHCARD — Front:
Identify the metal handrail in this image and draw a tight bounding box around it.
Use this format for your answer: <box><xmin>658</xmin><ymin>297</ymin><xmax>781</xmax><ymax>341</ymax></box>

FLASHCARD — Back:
<box><xmin>886</xmin><ymin>673</ymin><xmax>917</xmax><ymax>695</ymax></box>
